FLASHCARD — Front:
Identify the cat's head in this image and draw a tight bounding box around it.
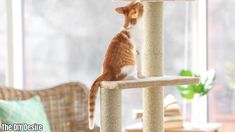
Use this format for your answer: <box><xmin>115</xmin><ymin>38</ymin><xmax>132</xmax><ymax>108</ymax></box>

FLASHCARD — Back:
<box><xmin>115</xmin><ymin>2</ymin><xmax>144</xmax><ymax>29</ymax></box>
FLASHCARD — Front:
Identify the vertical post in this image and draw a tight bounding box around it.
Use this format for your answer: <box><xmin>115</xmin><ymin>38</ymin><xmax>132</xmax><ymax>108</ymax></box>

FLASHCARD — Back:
<box><xmin>6</xmin><ymin>0</ymin><xmax>24</xmax><ymax>88</ymax></box>
<box><xmin>191</xmin><ymin>0</ymin><xmax>207</xmax><ymax>126</ymax></box>
<box><xmin>100</xmin><ymin>88</ymin><xmax>121</xmax><ymax>132</ymax></box>
<box><xmin>143</xmin><ymin>2</ymin><xmax>164</xmax><ymax>132</ymax></box>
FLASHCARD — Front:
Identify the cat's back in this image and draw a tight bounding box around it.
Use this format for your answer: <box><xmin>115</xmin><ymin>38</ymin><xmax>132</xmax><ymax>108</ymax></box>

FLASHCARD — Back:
<box><xmin>108</xmin><ymin>30</ymin><xmax>131</xmax><ymax>47</ymax></box>
<box><xmin>103</xmin><ymin>30</ymin><xmax>135</xmax><ymax>69</ymax></box>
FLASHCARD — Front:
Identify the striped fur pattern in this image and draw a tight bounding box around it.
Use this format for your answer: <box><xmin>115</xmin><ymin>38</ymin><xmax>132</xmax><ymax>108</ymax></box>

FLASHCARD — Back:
<box><xmin>88</xmin><ymin>2</ymin><xmax>144</xmax><ymax>129</ymax></box>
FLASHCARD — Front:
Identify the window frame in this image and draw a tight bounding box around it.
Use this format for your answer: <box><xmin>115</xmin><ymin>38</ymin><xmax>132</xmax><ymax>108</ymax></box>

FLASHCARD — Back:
<box><xmin>6</xmin><ymin>0</ymin><xmax>24</xmax><ymax>88</ymax></box>
<box><xmin>190</xmin><ymin>0</ymin><xmax>208</xmax><ymax>124</ymax></box>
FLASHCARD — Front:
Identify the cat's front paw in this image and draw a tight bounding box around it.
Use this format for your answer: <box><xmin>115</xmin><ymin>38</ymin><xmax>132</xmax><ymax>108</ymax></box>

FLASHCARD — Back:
<box><xmin>136</xmin><ymin>50</ymin><xmax>140</xmax><ymax>55</ymax></box>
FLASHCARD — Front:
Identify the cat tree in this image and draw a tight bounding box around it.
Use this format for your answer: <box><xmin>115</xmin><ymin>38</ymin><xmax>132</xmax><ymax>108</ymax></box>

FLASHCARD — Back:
<box><xmin>100</xmin><ymin>0</ymin><xmax>197</xmax><ymax>132</ymax></box>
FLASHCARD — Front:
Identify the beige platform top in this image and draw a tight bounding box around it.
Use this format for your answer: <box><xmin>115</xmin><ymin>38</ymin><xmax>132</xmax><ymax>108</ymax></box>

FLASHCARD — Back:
<box><xmin>101</xmin><ymin>76</ymin><xmax>200</xmax><ymax>89</ymax></box>
<box><xmin>113</xmin><ymin>0</ymin><xmax>195</xmax><ymax>2</ymax></box>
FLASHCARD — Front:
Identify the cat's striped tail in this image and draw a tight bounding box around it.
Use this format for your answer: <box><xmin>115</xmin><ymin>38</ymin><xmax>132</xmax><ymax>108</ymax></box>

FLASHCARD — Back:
<box><xmin>88</xmin><ymin>72</ymin><xmax>111</xmax><ymax>129</ymax></box>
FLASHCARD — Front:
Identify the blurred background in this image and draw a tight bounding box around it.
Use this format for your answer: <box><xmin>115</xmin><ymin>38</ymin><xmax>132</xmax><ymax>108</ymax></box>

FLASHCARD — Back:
<box><xmin>0</xmin><ymin>0</ymin><xmax>234</xmax><ymax>131</ymax></box>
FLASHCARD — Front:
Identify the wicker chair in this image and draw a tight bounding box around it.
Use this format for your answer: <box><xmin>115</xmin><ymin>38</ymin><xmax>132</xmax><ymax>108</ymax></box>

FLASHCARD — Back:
<box><xmin>0</xmin><ymin>82</ymin><xmax>99</xmax><ymax>132</ymax></box>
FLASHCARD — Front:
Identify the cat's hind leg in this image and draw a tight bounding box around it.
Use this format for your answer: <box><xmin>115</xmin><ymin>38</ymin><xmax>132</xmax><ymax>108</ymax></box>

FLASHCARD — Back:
<box><xmin>121</xmin><ymin>65</ymin><xmax>137</xmax><ymax>80</ymax></box>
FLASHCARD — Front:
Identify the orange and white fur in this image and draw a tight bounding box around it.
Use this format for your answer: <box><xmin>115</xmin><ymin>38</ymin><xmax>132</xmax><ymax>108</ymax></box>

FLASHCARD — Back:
<box><xmin>88</xmin><ymin>2</ymin><xmax>144</xmax><ymax>129</ymax></box>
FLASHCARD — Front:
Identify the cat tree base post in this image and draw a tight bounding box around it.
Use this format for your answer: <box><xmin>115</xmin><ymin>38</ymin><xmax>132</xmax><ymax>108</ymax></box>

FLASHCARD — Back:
<box><xmin>143</xmin><ymin>2</ymin><xmax>164</xmax><ymax>132</ymax></box>
<box><xmin>100</xmin><ymin>88</ymin><xmax>121</xmax><ymax>132</ymax></box>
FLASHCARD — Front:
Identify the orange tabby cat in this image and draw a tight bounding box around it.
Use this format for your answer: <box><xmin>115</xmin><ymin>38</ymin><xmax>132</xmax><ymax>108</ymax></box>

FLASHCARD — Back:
<box><xmin>88</xmin><ymin>2</ymin><xmax>144</xmax><ymax>129</ymax></box>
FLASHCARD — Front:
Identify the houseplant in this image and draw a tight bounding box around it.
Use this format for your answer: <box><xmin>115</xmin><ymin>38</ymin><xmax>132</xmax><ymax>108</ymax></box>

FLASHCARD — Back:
<box><xmin>177</xmin><ymin>69</ymin><xmax>216</xmax><ymax>127</ymax></box>
<box><xmin>177</xmin><ymin>69</ymin><xmax>216</xmax><ymax>100</ymax></box>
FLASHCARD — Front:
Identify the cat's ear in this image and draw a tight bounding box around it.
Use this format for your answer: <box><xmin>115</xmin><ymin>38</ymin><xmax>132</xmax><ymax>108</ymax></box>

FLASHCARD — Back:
<box><xmin>131</xmin><ymin>3</ymin><xmax>144</xmax><ymax>18</ymax></box>
<box><xmin>115</xmin><ymin>7</ymin><xmax>125</xmax><ymax>14</ymax></box>
<box><xmin>131</xmin><ymin>8</ymin><xmax>139</xmax><ymax>18</ymax></box>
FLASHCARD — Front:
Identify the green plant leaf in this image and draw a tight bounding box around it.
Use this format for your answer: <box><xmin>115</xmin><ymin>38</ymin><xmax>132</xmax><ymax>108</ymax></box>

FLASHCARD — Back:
<box><xmin>200</xmin><ymin>89</ymin><xmax>209</xmax><ymax>96</ymax></box>
<box><xmin>179</xmin><ymin>69</ymin><xmax>193</xmax><ymax>76</ymax></box>
<box><xmin>188</xmin><ymin>85</ymin><xmax>196</xmax><ymax>91</ymax></box>
<box><xmin>177</xmin><ymin>86</ymin><xmax>188</xmax><ymax>91</ymax></box>
<box><xmin>181</xmin><ymin>91</ymin><xmax>195</xmax><ymax>100</ymax></box>
<box><xmin>194</xmin><ymin>83</ymin><xmax>204</xmax><ymax>93</ymax></box>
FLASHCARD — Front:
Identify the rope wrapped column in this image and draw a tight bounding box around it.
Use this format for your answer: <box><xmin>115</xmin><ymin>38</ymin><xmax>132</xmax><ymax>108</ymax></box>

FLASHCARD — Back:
<box><xmin>143</xmin><ymin>2</ymin><xmax>164</xmax><ymax>132</ymax></box>
<box><xmin>100</xmin><ymin>89</ymin><xmax>121</xmax><ymax>132</ymax></box>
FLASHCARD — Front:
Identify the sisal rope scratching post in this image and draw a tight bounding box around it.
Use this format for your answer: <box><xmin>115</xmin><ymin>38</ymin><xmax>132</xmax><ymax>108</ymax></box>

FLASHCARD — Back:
<box><xmin>143</xmin><ymin>2</ymin><xmax>164</xmax><ymax>132</ymax></box>
<box><xmin>100</xmin><ymin>89</ymin><xmax>121</xmax><ymax>132</ymax></box>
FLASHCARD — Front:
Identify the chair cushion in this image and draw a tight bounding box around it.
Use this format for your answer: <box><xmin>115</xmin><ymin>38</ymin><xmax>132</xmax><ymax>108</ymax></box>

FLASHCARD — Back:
<box><xmin>0</xmin><ymin>96</ymin><xmax>51</xmax><ymax>132</ymax></box>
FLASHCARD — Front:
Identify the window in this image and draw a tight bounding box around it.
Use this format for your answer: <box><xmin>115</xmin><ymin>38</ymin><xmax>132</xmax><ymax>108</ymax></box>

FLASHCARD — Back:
<box><xmin>208</xmin><ymin>0</ymin><xmax>235</xmax><ymax>131</ymax></box>
<box><xmin>0</xmin><ymin>0</ymin><xmax>7</xmax><ymax>85</ymax></box>
<box><xmin>22</xmin><ymin>0</ymin><xmax>194</xmax><ymax>127</ymax></box>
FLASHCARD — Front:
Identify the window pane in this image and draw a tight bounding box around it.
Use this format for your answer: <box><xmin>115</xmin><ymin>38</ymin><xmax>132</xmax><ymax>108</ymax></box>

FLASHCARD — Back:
<box><xmin>165</xmin><ymin>2</ymin><xmax>191</xmax><ymax>105</ymax></box>
<box><xmin>23</xmin><ymin>0</ymin><xmax>123</xmax><ymax>88</ymax></box>
<box><xmin>208</xmin><ymin>0</ymin><xmax>235</xmax><ymax>131</ymax></box>
<box><xmin>0</xmin><ymin>0</ymin><xmax>7</xmax><ymax>84</ymax></box>
<box><xmin>23</xmin><ymin>0</ymin><xmax>189</xmax><ymax>127</ymax></box>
